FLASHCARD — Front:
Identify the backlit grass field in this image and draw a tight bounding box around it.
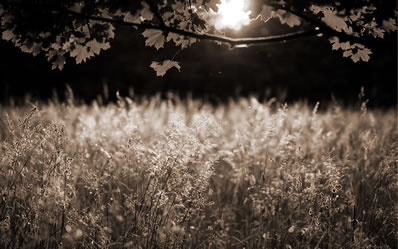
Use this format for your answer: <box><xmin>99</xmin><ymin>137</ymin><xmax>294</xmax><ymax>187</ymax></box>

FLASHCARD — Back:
<box><xmin>0</xmin><ymin>95</ymin><xmax>397</xmax><ymax>249</ymax></box>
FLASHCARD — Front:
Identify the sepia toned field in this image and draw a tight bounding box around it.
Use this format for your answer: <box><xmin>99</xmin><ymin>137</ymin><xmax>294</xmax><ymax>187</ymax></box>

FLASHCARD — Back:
<box><xmin>0</xmin><ymin>94</ymin><xmax>397</xmax><ymax>249</ymax></box>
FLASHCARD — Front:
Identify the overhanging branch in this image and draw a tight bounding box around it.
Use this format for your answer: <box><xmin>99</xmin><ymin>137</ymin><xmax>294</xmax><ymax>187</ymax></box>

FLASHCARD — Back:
<box><xmin>66</xmin><ymin>9</ymin><xmax>322</xmax><ymax>47</ymax></box>
<box><xmin>265</xmin><ymin>2</ymin><xmax>382</xmax><ymax>47</ymax></box>
<box><xmin>66</xmin><ymin>7</ymin><xmax>380</xmax><ymax>48</ymax></box>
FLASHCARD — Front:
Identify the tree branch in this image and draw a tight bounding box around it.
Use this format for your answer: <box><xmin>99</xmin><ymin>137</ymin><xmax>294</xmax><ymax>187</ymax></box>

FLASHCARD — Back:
<box><xmin>66</xmin><ymin>9</ymin><xmax>322</xmax><ymax>47</ymax></box>
<box><xmin>265</xmin><ymin>2</ymin><xmax>381</xmax><ymax>46</ymax></box>
<box><xmin>66</xmin><ymin>0</ymin><xmax>385</xmax><ymax>49</ymax></box>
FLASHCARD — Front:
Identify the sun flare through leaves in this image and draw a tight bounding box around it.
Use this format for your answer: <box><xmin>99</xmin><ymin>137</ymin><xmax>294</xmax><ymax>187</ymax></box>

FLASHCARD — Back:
<box><xmin>213</xmin><ymin>0</ymin><xmax>252</xmax><ymax>30</ymax></box>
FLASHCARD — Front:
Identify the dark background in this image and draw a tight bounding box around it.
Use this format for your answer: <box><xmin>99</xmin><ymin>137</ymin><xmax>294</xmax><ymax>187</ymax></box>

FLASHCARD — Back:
<box><xmin>0</xmin><ymin>18</ymin><xmax>396</xmax><ymax>107</ymax></box>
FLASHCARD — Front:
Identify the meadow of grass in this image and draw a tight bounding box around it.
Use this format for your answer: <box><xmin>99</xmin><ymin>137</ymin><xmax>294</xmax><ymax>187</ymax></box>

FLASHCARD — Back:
<box><xmin>0</xmin><ymin>93</ymin><xmax>397</xmax><ymax>249</ymax></box>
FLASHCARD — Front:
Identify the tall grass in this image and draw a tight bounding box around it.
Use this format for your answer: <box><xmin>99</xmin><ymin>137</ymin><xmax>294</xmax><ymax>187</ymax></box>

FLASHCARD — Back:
<box><xmin>0</xmin><ymin>95</ymin><xmax>397</xmax><ymax>249</ymax></box>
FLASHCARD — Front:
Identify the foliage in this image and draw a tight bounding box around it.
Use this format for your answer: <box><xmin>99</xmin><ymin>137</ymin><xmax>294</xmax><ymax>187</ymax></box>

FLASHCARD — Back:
<box><xmin>0</xmin><ymin>94</ymin><xmax>397</xmax><ymax>248</ymax></box>
<box><xmin>0</xmin><ymin>0</ymin><xmax>396</xmax><ymax>75</ymax></box>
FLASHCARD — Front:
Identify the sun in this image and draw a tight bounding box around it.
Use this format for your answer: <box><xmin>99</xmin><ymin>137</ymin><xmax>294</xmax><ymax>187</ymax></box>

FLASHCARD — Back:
<box><xmin>214</xmin><ymin>0</ymin><xmax>252</xmax><ymax>30</ymax></box>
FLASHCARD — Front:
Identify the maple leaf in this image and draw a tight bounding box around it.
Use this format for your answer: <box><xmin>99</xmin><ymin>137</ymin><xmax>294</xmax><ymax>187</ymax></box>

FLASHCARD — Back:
<box><xmin>311</xmin><ymin>5</ymin><xmax>349</xmax><ymax>32</ymax></box>
<box><xmin>142</xmin><ymin>29</ymin><xmax>165</xmax><ymax>50</ymax></box>
<box><xmin>322</xmin><ymin>10</ymin><xmax>348</xmax><ymax>32</ymax></box>
<box><xmin>70</xmin><ymin>44</ymin><xmax>94</xmax><ymax>64</ymax></box>
<box><xmin>51</xmin><ymin>55</ymin><xmax>66</xmax><ymax>70</ymax></box>
<box><xmin>86</xmin><ymin>39</ymin><xmax>110</xmax><ymax>55</ymax></box>
<box><xmin>150</xmin><ymin>60</ymin><xmax>181</xmax><ymax>77</ymax></box>
<box><xmin>351</xmin><ymin>48</ymin><xmax>372</xmax><ymax>63</ymax></box>
<box><xmin>383</xmin><ymin>18</ymin><xmax>398</xmax><ymax>33</ymax></box>
<box><xmin>330</xmin><ymin>37</ymin><xmax>372</xmax><ymax>62</ymax></box>
<box><xmin>369</xmin><ymin>27</ymin><xmax>384</xmax><ymax>39</ymax></box>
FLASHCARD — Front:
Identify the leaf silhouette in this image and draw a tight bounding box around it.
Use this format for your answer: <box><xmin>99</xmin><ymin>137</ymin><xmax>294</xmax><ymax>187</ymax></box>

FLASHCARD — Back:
<box><xmin>150</xmin><ymin>60</ymin><xmax>181</xmax><ymax>77</ymax></box>
<box><xmin>351</xmin><ymin>48</ymin><xmax>372</xmax><ymax>63</ymax></box>
<box><xmin>142</xmin><ymin>29</ymin><xmax>165</xmax><ymax>50</ymax></box>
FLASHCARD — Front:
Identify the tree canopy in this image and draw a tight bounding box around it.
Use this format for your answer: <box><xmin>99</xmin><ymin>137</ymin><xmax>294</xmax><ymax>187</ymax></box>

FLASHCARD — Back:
<box><xmin>0</xmin><ymin>0</ymin><xmax>396</xmax><ymax>76</ymax></box>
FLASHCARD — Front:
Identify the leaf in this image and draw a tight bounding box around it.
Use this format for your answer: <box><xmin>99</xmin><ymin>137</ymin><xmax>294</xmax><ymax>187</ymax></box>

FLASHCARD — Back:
<box><xmin>166</xmin><ymin>33</ymin><xmax>178</xmax><ymax>42</ymax></box>
<box><xmin>276</xmin><ymin>11</ymin><xmax>301</xmax><ymax>28</ymax></box>
<box><xmin>163</xmin><ymin>11</ymin><xmax>174</xmax><ymax>22</ymax></box>
<box><xmin>105</xmin><ymin>23</ymin><xmax>115</xmax><ymax>39</ymax></box>
<box><xmin>351</xmin><ymin>48</ymin><xmax>372</xmax><ymax>63</ymax></box>
<box><xmin>20</xmin><ymin>41</ymin><xmax>42</xmax><ymax>56</ymax></box>
<box><xmin>139</xmin><ymin>2</ymin><xmax>153</xmax><ymax>21</ymax></box>
<box><xmin>150</xmin><ymin>60</ymin><xmax>181</xmax><ymax>76</ymax></box>
<box><xmin>340</xmin><ymin>41</ymin><xmax>351</xmax><ymax>50</ymax></box>
<box><xmin>142</xmin><ymin>29</ymin><xmax>165</xmax><ymax>50</ymax></box>
<box><xmin>259</xmin><ymin>6</ymin><xmax>301</xmax><ymax>27</ymax></box>
<box><xmin>259</xmin><ymin>5</ymin><xmax>274</xmax><ymax>22</ymax></box>
<box><xmin>167</xmin><ymin>33</ymin><xmax>195</xmax><ymax>48</ymax></box>
<box><xmin>370</xmin><ymin>27</ymin><xmax>384</xmax><ymax>39</ymax></box>
<box><xmin>322</xmin><ymin>9</ymin><xmax>348</xmax><ymax>32</ymax></box>
<box><xmin>86</xmin><ymin>39</ymin><xmax>110</xmax><ymax>55</ymax></box>
<box><xmin>310</xmin><ymin>5</ymin><xmax>349</xmax><ymax>32</ymax></box>
<box><xmin>2</xmin><ymin>30</ymin><xmax>14</xmax><ymax>41</ymax></box>
<box><xmin>342</xmin><ymin>50</ymin><xmax>353</xmax><ymax>57</ymax></box>
<box><xmin>331</xmin><ymin>42</ymin><xmax>340</xmax><ymax>50</ymax></box>
<box><xmin>124</xmin><ymin>12</ymin><xmax>141</xmax><ymax>24</ymax></box>
<box><xmin>383</xmin><ymin>18</ymin><xmax>398</xmax><ymax>33</ymax></box>
<box><xmin>51</xmin><ymin>55</ymin><xmax>66</xmax><ymax>70</ymax></box>
<box><xmin>329</xmin><ymin>37</ymin><xmax>340</xmax><ymax>50</ymax></box>
<box><xmin>330</xmin><ymin>37</ymin><xmax>353</xmax><ymax>51</ymax></box>
<box><xmin>70</xmin><ymin>44</ymin><xmax>94</xmax><ymax>64</ymax></box>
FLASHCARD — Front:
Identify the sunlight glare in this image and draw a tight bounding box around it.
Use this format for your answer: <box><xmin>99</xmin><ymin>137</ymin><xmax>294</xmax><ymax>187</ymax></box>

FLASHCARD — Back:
<box><xmin>214</xmin><ymin>0</ymin><xmax>251</xmax><ymax>30</ymax></box>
